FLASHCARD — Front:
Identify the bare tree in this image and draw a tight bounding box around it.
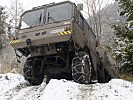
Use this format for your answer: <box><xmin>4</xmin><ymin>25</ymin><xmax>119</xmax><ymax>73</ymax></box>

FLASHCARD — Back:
<box><xmin>8</xmin><ymin>0</ymin><xmax>23</xmax><ymax>37</ymax></box>
<box><xmin>82</xmin><ymin>0</ymin><xmax>109</xmax><ymax>44</ymax></box>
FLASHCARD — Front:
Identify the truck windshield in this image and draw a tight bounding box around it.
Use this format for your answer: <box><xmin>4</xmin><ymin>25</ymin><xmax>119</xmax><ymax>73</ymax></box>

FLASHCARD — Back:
<box><xmin>46</xmin><ymin>3</ymin><xmax>72</xmax><ymax>23</ymax></box>
<box><xmin>20</xmin><ymin>9</ymin><xmax>44</xmax><ymax>29</ymax></box>
<box><xmin>20</xmin><ymin>2</ymin><xmax>72</xmax><ymax>29</ymax></box>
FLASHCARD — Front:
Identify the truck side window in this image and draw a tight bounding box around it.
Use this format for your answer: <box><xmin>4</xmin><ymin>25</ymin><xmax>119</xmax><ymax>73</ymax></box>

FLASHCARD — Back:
<box><xmin>76</xmin><ymin>12</ymin><xmax>84</xmax><ymax>29</ymax></box>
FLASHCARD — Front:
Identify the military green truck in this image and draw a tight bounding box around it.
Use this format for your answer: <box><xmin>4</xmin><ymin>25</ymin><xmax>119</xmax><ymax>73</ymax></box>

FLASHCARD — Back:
<box><xmin>10</xmin><ymin>1</ymin><xmax>118</xmax><ymax>85</ymax></box>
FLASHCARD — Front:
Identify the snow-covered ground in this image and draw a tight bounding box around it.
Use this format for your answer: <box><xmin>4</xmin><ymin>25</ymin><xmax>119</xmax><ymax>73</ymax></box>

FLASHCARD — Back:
<box><xmin>0</xmin><ymin>73</ymin><xmax>133</xmax><ymax>100</ymax></box>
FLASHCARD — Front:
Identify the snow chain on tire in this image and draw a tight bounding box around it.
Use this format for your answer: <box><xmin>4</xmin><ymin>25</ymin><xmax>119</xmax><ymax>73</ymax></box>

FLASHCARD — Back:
<box><xmin>72</xmin><ymin>52</ymin><xmax>92</xmax><ymax>84</ymax></box>
<box><xmin>23</xmin><ymin>59</ymin><xmax>44</xmax><ymax>85</ymax></box>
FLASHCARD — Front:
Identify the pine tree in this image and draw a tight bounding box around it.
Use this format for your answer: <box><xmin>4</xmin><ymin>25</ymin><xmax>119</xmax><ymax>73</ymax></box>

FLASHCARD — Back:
<box><xmin>113</xmin><ymin>0</ymin><xmax>133</xmax><ymax>75</ymax></box>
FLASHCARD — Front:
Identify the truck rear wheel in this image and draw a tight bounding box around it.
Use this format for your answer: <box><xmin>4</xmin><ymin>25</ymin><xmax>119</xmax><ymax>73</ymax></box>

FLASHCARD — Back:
<box><xmin>23</xmin><ymin>59</ymin><xmax>44</xmax><ymax>85</ymax></box>
<box><xmin>72</xmin><ymin>52</ymin><xmax>92</xmax><ymax>84</ymax></box>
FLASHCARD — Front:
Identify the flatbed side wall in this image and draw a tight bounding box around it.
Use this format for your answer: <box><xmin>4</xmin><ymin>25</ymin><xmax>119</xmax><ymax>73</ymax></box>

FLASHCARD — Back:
<box><xmin>72</xmin><ymin>21</ymin><xmax>86</xmax><ymax>48</ymax></box>
<box><xmin>72</xmin><ymin>17</ymin><xmax>97</xmax><ymax>71</ymax></box>
<box><xmin>84</xmin><ymin>20</ymin><xmax>97</xmax><ymax>71</ymax></box>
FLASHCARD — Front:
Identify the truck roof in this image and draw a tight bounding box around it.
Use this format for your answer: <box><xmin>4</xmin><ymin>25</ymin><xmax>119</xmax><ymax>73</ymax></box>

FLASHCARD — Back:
<box><xmin>21</xmin><ymin>1</ymin><xmax>74</xmax><ymax>17</ymax></box>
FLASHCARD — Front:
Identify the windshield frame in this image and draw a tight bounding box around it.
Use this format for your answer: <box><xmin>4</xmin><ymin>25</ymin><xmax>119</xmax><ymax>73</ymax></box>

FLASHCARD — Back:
<box><xmin>19</xmin><ymin>1</ymin><xmax>74</xmax><ymax>29</ymax></box>
<box><xmin>19</xmin><ymin>7</ymin><xmax>46</xmax><ymax>29</ymax></box>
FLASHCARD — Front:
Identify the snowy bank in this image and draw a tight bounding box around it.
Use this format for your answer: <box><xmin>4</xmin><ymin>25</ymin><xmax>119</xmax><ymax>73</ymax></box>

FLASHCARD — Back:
<box><xmin>40</xmin><ymin>79</ymin><xmax>133</xmax><ymax>100</ymax></box>
<box><xmin>0</xmin><ymin>73</ymin><xmax>133</xmax><ymax>100</ymax></box>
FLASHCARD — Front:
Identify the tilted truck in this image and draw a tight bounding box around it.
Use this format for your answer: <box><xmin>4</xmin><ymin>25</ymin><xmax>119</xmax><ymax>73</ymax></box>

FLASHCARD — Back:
<box><xmin>10</xmin><ymin>1</ymin><xmax>118</xmax><ymax>85</ymax></box>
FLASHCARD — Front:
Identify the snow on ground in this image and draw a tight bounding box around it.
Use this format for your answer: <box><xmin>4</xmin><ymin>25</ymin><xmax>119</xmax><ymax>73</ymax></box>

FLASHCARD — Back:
<box><xmin>0</xmin><ymin>73</ymin><xmax>46</xmax><ymax>100</ymax></box>
<box><xmin>40</xmin><ymin>79</ymin><xmax>133</xmax><ymax>100</ymax></box>
<box><xmin>0</xmin><ymin>73</ymin><xmax>133</xmax><ymax>100</ymax></box>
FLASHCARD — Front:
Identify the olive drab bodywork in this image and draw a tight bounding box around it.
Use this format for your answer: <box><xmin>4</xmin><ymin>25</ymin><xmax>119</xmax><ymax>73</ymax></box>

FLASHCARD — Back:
<box><xmin>10</xmin><ymin>1</ymin><xmax>118</xmax><ymax>85</ymax></box>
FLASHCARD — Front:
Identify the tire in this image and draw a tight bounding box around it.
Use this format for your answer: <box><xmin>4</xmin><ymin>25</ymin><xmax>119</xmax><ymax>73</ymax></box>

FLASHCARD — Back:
<box><xmin>104</xmin><ymin>70</ymin><xmax>112</xmax><ymax>82</ymax></box>
<box><xmin>98</xmin><ymin>68</ymin><xmax>106</xmax><ymax>83</ymax></box>
<box><xmin>23</xmin><ymin>59</ymin><xmax>44</xmax><ymax>85</ymax></box>
<box><xmin>72</xmin><ymin>52</ymin><xmax>92</xmax><ymax>84</ymax></box>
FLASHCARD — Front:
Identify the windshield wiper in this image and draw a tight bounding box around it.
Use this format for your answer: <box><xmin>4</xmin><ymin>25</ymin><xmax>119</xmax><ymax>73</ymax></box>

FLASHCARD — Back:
<box><xmin>30</xmin><ymin>13</ymin><xmax>42</xmax><ymax>27</ymax></box>
<box><xmin>47</xmin><ymin>12</ymin><xmax>58</xmax><ymax>23</ymax></box>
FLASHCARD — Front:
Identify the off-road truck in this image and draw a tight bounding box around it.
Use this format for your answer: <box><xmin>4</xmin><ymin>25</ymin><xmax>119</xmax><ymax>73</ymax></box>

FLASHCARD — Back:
<box><xmin>10</xmin><ymin>1</ymin><xmax>118</xmax><ymax>85</ymax></box>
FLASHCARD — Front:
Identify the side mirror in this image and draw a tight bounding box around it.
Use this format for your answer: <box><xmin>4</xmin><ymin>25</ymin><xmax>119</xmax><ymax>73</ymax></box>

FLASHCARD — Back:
<box><xmin>77</xmin><ymin>3</ymin><xmax>83</xmax><ymax>11</ymax></box>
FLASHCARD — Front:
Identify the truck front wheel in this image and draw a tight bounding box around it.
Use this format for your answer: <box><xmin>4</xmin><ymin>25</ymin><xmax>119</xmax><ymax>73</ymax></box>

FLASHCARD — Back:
<box><xmin>23</xmin><ymin>58</ymin><xmax>44</xmax><ymax>85</ymax></box>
